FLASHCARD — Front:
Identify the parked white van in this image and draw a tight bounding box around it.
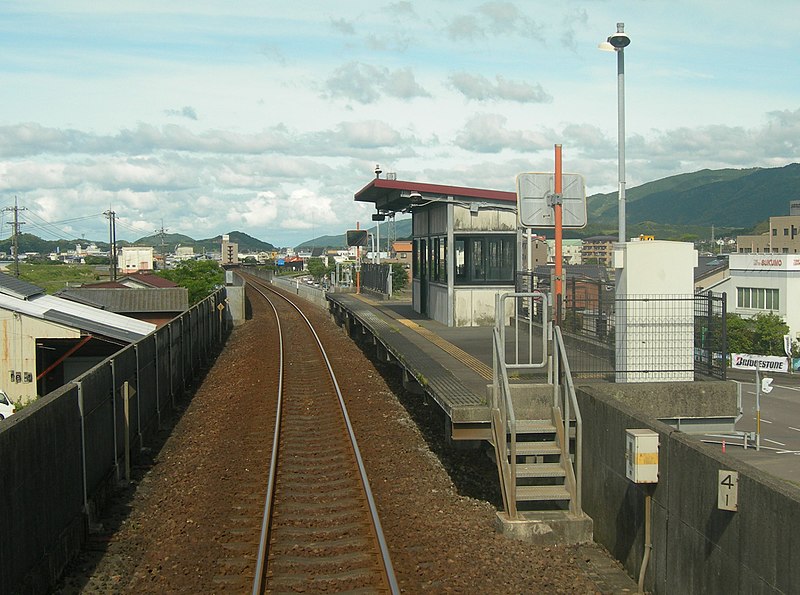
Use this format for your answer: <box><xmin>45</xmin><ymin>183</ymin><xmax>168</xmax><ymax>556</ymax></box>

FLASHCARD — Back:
<box><xmin>0</xmin><ymin>390</ymin><xmax>16</xmax><ymax>420</ymax></box>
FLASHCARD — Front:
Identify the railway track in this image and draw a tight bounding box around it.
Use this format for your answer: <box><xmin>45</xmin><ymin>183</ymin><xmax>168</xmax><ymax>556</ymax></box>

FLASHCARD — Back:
<box><xmin>244</xmin><ymin>275</ymin><xmax>398</xmax><ymax>594</ymax></box>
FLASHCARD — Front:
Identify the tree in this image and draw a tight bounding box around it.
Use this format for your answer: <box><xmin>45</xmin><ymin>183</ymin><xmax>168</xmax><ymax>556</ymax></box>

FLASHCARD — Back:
<box><xmin>725</xmin><ymin>313</ymin><xmax>753</xmax><ymax>354</ymax></box>
<box><xmin>157</xmin><ymin>260</ymin><xmax>224</xmax><ymax>304</ymax></box>
<box><xmin>391</xmin><ymin>263</ymin><xmax>408</xmax><ymax>291</ymax></box>
<box><xmin>726</xmin><ymin>312</ymin><xmax>789</xmax><ymax>356</ymax></box>
<box><xmin>752</xmin><ymin>312</ymin><xmax>790</xmax><ymax>356</ymax></box>
<box><xmin>306</xmin><ymin>257</ymin><xmax>330</xmax><ymax>281</ymax></box>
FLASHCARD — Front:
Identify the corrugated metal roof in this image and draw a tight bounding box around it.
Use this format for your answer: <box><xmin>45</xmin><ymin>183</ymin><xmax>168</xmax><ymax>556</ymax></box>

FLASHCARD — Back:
<box><xmin>58</xmin><ymin>288</ymin><xmax>189</xmax><ymax>313</ymax></box>
<box><xmin>42</xmin><ymin>310</ymin><xmax>147</xmax><ymax>343</ymax></box>
<box><xmin>0</xmin><ymin>272</ymin><xmax>45</xmax><ymax>300</ymax></box>
<box><xmin>0</xmin><ymin>292</ymin><xmax>156</xmax><ymax>342</ymax></box>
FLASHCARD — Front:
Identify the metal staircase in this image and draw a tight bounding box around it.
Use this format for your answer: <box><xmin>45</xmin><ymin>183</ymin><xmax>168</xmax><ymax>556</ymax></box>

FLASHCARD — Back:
<box><xmin>490</xmin><ymin>292</ymin><xmax>591</xmax><ymax>543</ymax></box>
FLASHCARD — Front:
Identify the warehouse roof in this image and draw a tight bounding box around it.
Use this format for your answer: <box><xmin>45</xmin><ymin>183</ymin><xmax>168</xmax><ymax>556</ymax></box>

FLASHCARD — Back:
<box><xmin>57</xmin><ymin>287</ymin><xmax>189</xmax><ymax>313</ymax></box>
<box><xmin>0</xmin><ymin>272</ymin><xmax>155</xmax><ymax>342</ymax></box>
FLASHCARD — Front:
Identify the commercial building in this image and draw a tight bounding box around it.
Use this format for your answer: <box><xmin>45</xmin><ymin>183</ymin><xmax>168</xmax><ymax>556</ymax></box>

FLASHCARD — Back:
<box><xmin>715</xmin><ymin>253</ymin><xmax>800</xmax><ymax>343</ymax></box>
<box><xmin>736</xmin><ymin>215</ymin><xmax>800</xmax><ymax>254</ymax></box>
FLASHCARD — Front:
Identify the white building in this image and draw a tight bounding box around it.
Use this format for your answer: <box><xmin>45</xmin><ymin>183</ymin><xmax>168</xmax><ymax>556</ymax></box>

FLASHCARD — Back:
<box><xmin>715</xmin><ymin>253</ymin><xmax>800</xmax><ymax>343</ymax></box>
<box><xmin>175</xmin><ymin>246</ymin><xmax>194</xmax><ymax>260</ymax></box>
<box><xmin>120</xmin><ymin>246</ymin><xmax>154</xmax><ymax>273</ymax></box>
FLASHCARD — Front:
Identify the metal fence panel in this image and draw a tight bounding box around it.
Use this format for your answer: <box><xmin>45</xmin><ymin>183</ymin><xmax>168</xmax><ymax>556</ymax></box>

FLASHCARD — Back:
<box><xmin>516</xmin><ymin>271</ymin><xmax>727</xmax><ymax>380</ymax></box>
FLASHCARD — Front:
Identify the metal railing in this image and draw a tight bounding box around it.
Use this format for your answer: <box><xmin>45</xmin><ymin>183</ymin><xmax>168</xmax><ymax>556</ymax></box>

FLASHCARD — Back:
<box><xmin>553</xmin><ymin>325</ymin><xmax>582</xmax><ymax>513</ymax></box>
<box><xmin>360</xmin><ymin>263</ymin><xmax>392</xmax><ymax>295</ymax></box>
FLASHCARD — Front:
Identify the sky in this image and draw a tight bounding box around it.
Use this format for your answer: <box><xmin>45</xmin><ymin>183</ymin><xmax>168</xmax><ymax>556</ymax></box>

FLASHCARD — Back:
<box><xmin>0</xmin><ymin>1</ymin><xmax>799</xmax><ymax>248</ymax></box>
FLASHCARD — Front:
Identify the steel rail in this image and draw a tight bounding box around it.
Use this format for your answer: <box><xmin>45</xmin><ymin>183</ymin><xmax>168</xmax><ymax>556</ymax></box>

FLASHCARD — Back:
<box><xmin>245</xmin><ymin>275</ymin><xmax>399</xmax><ymax>595</ymax></box>
<box><xmin>251</xmin><ymin>284</ymin><xmax>284</xmax><ymax>595</ymax></box>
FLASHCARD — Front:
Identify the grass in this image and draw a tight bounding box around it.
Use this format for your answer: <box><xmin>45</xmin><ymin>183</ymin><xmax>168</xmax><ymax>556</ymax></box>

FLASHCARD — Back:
<box><xmin>12</xmin><ymin>263</ymin><xmax>108</xmax><ymax>294</ymax></box>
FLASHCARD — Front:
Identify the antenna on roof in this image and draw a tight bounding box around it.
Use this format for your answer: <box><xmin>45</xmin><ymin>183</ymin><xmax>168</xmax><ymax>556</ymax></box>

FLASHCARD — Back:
<box><xmin>374</xmin><ymin>164</ymin><xmax>382</xmax><ymax>179</ymax></box>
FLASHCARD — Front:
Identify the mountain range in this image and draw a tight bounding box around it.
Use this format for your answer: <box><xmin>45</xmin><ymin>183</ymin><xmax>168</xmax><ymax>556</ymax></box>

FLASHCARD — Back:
<box><xmin>2</xmin><ymin>164</ymin><xmax>798</xmax><ymax>255</ymax></box>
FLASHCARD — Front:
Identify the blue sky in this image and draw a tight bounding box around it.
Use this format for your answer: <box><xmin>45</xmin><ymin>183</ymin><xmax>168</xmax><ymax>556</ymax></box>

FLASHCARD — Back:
<box><xmin>0</xmin><ymin>1</ymin><xmax>798</xmax><ymax>248</ymax></box>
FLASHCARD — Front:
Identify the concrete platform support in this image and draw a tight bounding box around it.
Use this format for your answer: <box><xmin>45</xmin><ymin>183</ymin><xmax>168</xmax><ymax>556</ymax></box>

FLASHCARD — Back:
<box><xmin>494</xmin><ymin>511</ymin><xmax>593</xmax><ymax>546</ymax></box>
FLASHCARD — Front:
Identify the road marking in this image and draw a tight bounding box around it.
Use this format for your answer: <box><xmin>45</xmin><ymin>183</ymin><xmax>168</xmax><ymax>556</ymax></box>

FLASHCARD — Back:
<box><xmin>764</xmin><ymin>438</ymin><xmax>786</xmax><ymax>446</ymax></box>
<box><xmin>789</xmin><ymin>427</ymin><xmax>800</xmax><ymax>432</ymax></box>
<box><xmin>775</xmin><ymin>450</ymin><xmax>800</xmax><ymax>455</ymax></box>
<box><xmin>774</xmin><ymin>385</ymin><xmax>800</xmax><ymax>392</ymax></box>
<box><xmin>753</xmin><ymin>417</ymin><xmax>773</xmax><ymax>424</ymax></box>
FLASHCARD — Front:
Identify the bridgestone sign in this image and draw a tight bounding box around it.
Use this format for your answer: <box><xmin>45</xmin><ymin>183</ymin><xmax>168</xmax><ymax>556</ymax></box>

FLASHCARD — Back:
<box><xmin>731</xmin><ymin>353</ymin><xmax>789</xmax><ymax>373</ymax></box>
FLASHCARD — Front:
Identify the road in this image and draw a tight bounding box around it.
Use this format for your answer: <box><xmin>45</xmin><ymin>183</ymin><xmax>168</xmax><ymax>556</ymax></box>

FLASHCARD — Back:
<box><xmin>702</xmin><ymin>368</ymin><xmax>800</xmax><ymax>485</ymax></box>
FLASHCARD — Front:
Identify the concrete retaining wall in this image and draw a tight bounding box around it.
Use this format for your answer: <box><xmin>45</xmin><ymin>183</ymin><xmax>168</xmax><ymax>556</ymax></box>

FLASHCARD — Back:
<box><xmin>0</xmin><ymin>289</ymin><xmax>227</xmax><ymax>594</ymax></box>
<box><xmin>225</xmin><ymin>272</ymin><xmax>247</xmax><ymax>325</ymax></box>
<box><xmin>271</xmin><ymin>275</ymin><xmax>329</xmax><ymax>309</ymax></box>
<box><xmin>577</xmin><ymin>385</ymin><xmax>800</xmax><ymax>594</ymax></box>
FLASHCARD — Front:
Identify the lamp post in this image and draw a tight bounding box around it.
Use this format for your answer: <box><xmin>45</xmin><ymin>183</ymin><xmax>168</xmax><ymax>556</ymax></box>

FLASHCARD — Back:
<box><xmin>600</xmin><ymin>23</ymin><xmax>631</xmax><ymax>244</ymax></box>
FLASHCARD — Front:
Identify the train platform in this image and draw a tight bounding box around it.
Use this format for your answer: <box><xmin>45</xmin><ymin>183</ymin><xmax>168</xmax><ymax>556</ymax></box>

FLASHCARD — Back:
<box><xmin>327</xmin><ymin>291</ymin><xmax>504</xmax><ymax>441</ymax></box>
<box><xmin>327</xmin><ymin>290</ymin><xmax>642</xmax><ymax>593</ymax></box>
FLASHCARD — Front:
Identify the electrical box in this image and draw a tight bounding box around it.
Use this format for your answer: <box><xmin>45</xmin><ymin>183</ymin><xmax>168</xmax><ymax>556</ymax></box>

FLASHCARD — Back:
<box><xmin>625</xmin><ymin>429</ymin><xmax>659</xmax><ymax>483</ymax></box>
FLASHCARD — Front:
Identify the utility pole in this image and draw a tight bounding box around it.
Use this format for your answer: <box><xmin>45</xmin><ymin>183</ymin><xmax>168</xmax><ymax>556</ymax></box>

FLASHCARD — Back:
<box><xmin>154</xmin><ymin>220</ymin><xmax>169</xmax><ymax>269</ymax></box>
<box><xmin>3</xmin><ymin>197</ymin><xmax>27</xmax><ymax>277</ymax></box>
<box><xmin>104</xmin><ymin>210</ymin><xmax>117</xmax><ymax>280</ymax></box>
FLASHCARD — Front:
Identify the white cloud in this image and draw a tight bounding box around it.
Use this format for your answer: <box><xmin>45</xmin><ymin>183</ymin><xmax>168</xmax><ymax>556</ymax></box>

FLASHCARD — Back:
<box><xmin>322</xmin><ymin>62</ymin><xmax>430</xmax><ymax>104</ymax></box>
<box><xmin>454</xmin><ymin>113</ymin><xmax>550</xmax><ymax>153</ymax></box>
<box><xmin>448</xmin><ymin>73</ymin><xmax>551</xmax><ymax>103</ymax></box>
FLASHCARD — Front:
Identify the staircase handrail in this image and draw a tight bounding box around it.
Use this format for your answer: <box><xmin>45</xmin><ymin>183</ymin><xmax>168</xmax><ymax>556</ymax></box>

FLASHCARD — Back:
<box><xmin>491</xmin><ymin>291</ymin><xmax>550</xmax><ymax>519</ymax></box>
<box><xmin>492</xmin><ymin>324</ymin><xmax>517</xmax><ymax>516</ymax></box>
<box><xmin>553</xmin><ymin>324</ymin><xmax>583</xmax><ymax>511</ymax></box>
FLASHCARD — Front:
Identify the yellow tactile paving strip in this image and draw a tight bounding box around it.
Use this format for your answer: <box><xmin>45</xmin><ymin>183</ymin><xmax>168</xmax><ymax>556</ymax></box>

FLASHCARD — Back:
<box><xmin>352</xmin><ymin>294</ymin><xmax>494</xmax><ymax>381</ymax></box>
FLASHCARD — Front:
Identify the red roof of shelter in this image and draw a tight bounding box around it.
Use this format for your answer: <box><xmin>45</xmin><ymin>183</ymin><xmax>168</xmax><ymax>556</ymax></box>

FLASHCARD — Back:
<box><xmin>354</xmin><ymin>178</ymin><xmax>516</xmax><ymax>213</ymax></box>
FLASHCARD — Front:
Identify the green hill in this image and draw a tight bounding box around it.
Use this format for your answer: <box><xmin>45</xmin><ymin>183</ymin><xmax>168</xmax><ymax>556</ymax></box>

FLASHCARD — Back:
<box><xmin>589</xmin><ymin>164</ymin><xmax>800</xmax><ymax>229</ymax></box>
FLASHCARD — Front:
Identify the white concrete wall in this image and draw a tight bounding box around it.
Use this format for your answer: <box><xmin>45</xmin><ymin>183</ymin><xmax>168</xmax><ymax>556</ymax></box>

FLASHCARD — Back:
<box><xmin>453</xmin><ymin>286</ymin><xmax>513</xmax><ymax>326</ymax></box>
<box><xmin>615</xmin><ymin>241</ymin><xmax>697</xmax><ymax>382</ymax></box>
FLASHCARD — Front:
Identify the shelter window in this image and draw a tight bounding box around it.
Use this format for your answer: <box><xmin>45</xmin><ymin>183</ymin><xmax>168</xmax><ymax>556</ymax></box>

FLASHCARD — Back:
<box><xmin>426</xmin><ymin>237</ymin><xmax>448</xmax><ymax>283</ymax></box>
<box><xmin>413</xmin><ymin>240</ymin><xmax>419</xmax><ymax>278</ymax></box>
<box><xmin>454</xmin><ymin>234</ymin><xmax>515</xmax><ymax>285</ymax></box>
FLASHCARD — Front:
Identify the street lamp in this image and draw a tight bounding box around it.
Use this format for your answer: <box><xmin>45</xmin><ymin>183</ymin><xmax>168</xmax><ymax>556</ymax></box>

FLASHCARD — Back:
<box><xmin>600</xmin><ymin>22</ymin><xmax>631</xmax><ymax>244</ymax></box>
